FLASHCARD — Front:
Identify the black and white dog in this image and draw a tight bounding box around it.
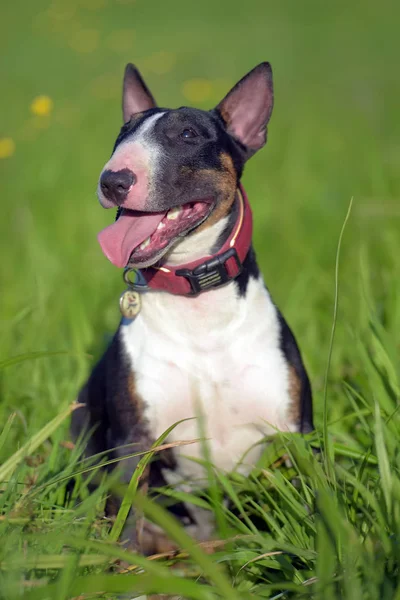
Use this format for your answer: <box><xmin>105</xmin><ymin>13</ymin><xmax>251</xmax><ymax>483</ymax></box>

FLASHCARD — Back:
<box><xmin>72</xmin><ymin>62</ymin><xmax>313</xmax><ymax>553</ymax></box>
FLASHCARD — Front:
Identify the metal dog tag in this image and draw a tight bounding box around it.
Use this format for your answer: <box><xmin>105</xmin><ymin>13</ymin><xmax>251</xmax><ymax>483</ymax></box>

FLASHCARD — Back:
<box><xmin>119</xmin><ymin>289</ymin><xmax>141</xmax><ymax>319</ymax></box>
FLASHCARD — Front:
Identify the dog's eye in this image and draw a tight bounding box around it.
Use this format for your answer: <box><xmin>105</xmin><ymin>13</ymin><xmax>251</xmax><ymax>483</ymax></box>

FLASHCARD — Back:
<box><xmin>180</xmin><ymin>128</ymin><xmax>198</xmax><ymax>139</ymax></box>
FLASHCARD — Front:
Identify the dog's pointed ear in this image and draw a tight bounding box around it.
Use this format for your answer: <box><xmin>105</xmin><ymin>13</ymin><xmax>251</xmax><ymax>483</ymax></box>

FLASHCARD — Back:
<box><xmin>122</xmin><ymin>63</ymin><xmax>157</xmax><ymax>123</ymax></box>
<box><xmin>216</xmin><ymin>62</ymin><xmax>274</xmax><ymax>153</ymax></box>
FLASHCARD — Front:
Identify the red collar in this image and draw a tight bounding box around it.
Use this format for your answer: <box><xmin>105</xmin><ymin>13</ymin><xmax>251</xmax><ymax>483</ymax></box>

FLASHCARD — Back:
<box><xmin>127</xmin><ymin>184</ymin><xmax>252</xmax><ymax>296</ymax></box>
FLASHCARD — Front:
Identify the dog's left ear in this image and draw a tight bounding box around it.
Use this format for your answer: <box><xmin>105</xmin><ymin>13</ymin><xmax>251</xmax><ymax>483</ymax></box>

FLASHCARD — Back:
<box><xmin>122</xmin><ymin>63</ymin><xmax>157</xmax><ymax>123</ymax></box>
<box><xmin>216</xmin><ymin>62</ymin><xmax>273</xmax><ymax>154</ymax></box>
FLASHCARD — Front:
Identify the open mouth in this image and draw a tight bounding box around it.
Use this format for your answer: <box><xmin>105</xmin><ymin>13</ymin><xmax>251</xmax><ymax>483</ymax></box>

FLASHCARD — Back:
<box><xmin>98</xmin><ymin>200</ymin><xmax>213</xmax><ymax>268</ymax></box>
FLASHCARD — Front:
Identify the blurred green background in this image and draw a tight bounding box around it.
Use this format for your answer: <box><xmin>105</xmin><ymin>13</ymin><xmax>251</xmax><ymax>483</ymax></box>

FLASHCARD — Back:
<box><xmin>1</xmin><ymin>0</ymin><xmax>399</xmax><ymax>444</ymax></box>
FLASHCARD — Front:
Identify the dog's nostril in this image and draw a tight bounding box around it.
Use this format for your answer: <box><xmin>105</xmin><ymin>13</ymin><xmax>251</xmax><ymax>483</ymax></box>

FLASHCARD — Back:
<box><xmin>100</xmin><ymin>168</ymin><xmax>136</xmax><ymax>205</ymax></box>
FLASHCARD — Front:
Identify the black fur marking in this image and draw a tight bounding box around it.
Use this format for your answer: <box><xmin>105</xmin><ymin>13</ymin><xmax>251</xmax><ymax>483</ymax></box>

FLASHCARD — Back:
<box><xmin>234</xmin><ymin>246</ymin><xmax>260</xmax><ymax>297</ymax></box>
<box><xmin>276</xmin><ymin>310</ymin><xmax>314</xmax><ymax>433</ymax></box>
<box><xmin>71</xmin><ymin>332</ymin><xmax>152</xmax><ymax>484</ymax></box>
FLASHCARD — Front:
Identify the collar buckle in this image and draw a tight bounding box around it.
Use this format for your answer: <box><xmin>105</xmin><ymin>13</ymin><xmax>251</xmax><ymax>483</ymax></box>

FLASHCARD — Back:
<box><xmin>175</xmin><ymin>247</ymin><xmax>242</xmax><ymax>295</ymax></box>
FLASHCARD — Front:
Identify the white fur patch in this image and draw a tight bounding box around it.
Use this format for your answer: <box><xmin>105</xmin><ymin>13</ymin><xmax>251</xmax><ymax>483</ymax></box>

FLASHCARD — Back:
<box><xmin>165</xmin><ymin>215</ymin><xmax>229</xmax><ymax>265</ymax></box>
<box><xmin>111</xmin><ymin>111</ymin><xmax>166</xmax><ymax>169</ymax></box>
<box><xmin>134</xmin><ymin>111</ymin><xmax>166</xmax><ymax>142</ymax></box>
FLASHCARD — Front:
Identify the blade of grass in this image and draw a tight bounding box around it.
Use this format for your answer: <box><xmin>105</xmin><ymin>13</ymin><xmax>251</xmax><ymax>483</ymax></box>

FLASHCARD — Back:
<box><xmin>29</xmin><ymin>437</ymin><xmax>200</xmax><ymax>498</ymax></box>
<box><xmin>322</xmin><ymin>196</ymin><xmax>353</xmax><ymax>482</ymax></box>
<box><xmin>0</xmin><ymin>351</ymin><xmax>77</xmax><ymax>370</ymax></box>
<box><xmin>1</xmin><ymin>553</ymin><xmax>110</xmax><ymax>570</ymax></box>
<box><xmin>22</xmin><ymin>573</ymin><xmax>219</xmax><ymax>600</ymax></box>
<box><xmin>0</xmin><ymin>413</ymin><xmax>16</xmax><ymax>455</ymax></box>
<box><xmin>0</xmin><ymin>403</ymin><xmax>78</xmax><ymax>483</ymax></box>
<box><xmin>109</xmin><ymin>419</ymin><xmax>198</xmax><ymax>542</ymax></box>
<box><xmin>135</xmin><ymin>492</ymin><xmax>243</xmax><ymax>599</ymax></box>
<box><xmin>374</xmin><ymin>401</ymin><xmax>392</xmax><ymax>517</ymax></box>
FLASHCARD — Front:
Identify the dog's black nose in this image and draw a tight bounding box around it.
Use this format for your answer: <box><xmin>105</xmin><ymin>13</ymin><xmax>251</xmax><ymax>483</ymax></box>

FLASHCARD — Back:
<box><xmin>100</xmin><ymin>168</ymin><xmax>136</xmax><ymax>205</ymax></box>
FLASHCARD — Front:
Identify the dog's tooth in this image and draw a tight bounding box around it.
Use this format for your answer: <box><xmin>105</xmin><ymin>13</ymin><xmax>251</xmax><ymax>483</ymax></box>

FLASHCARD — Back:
<box><xmin>157</xmin><ymin>221</ymin><xmax>166</xmax><ymax>230</ymax></box>
<box><xmin>140</xmin><ymin>237</ymin><xmax>151</xmax><ymax>250</ymax></box>
<box><xmin>167</xmin><ymin>206</ymin><xmax>181</xmax><ymax>220</ymax></box>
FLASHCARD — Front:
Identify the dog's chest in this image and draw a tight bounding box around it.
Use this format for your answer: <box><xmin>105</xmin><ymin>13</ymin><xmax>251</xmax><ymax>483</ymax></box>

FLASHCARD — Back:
<box><xmin>121</xmin><ymin>277</ymin><xmax>294</xmax><ymax>483</ymax></box>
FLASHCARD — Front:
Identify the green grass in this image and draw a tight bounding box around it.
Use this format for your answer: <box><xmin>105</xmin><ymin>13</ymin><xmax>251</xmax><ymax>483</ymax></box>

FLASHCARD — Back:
<box><xmin>1</xmin><ymin>0</ymin><xmax>400</xmax><ymax>597</ymax></box>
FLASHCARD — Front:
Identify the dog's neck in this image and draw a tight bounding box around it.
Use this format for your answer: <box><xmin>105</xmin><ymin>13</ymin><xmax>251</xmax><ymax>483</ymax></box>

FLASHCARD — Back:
<box><xmin>162</xmin><ymin>193</ymin><xmax>239</xmax><ymax>268</ymax></box>
<box><xmin>125</xmin><ymin>189</ymin><xmax>261</xmax><ymax>338</ymax></box>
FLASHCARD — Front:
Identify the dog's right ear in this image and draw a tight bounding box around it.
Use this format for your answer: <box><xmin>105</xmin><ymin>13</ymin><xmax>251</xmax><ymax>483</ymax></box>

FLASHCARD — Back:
<box><xmin>122</xmin><ymin>64</ymin><xmax>157</xmax><ymax>123</ymax></box>
<box><xmin>215</xmin><ymin>62</ymin><xmax>273</xmax><ymax>155</ymax></box>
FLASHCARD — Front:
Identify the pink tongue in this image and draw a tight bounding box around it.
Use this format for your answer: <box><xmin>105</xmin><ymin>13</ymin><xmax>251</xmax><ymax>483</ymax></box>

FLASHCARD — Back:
<box><xmin>97</xmin><ymin>210</ymin><xmax>166</xmax><ymax>268</ymax></box>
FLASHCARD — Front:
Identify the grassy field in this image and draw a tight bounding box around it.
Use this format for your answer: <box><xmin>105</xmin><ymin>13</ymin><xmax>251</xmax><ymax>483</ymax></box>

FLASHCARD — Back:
<box><xmin>1</xmin><ymin>0</ymin><xmax>400</xmax><ymax>597</ymax></box>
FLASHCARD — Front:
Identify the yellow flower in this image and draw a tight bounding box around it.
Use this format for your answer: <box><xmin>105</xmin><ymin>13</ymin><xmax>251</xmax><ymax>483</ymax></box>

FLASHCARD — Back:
<box><xmin>182</xmin><ymin>79</ymin><xmax>213</xmax><ymax>103</ymax></box>
<box><xmin>30</xmin><ymin>95</ymin><xmax>54</xmax><ymax>117</ymax></box>
<box><xmin>0</xmin><ymin>138</ymin><xmax>15</xmax><ymax>159</ymax></box>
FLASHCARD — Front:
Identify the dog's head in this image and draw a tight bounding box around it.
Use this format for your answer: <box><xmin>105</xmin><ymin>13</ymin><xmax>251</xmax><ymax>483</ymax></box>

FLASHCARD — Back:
<box><xmin>97</xmin><ymin>63</ymin><xmax>274</xmax><ymax>269</ymax></box>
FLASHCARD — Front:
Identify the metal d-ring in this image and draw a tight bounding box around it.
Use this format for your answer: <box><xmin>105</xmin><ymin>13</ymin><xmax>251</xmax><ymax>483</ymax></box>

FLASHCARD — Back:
<box><xmin>123</xmin><ymin>267</ymin><xmax>149</xmax><ymax>291</ymax></box>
